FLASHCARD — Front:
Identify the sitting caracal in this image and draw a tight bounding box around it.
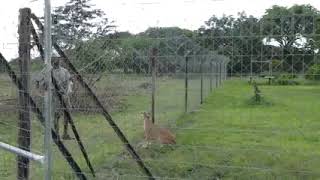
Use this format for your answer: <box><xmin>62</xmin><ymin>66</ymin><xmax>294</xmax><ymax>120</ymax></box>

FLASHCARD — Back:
<box><xmin>143</xmin><ymin>112</ymin><xmax>176</xmax><ymax>144</ymax></box>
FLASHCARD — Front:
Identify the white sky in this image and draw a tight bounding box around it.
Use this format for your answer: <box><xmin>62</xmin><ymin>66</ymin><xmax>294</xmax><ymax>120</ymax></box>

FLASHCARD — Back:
<box><xmin>0</xmin><ymin>0</ymin><xmax>319</xmax><ymax>59</ymax></box>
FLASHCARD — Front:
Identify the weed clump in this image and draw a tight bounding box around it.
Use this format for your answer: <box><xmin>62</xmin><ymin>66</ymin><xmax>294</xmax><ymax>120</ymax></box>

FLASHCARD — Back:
<box><xmin>247</xmin><ymin>81</ymin><xmax>272</xmax><ymax>106</ymax></box>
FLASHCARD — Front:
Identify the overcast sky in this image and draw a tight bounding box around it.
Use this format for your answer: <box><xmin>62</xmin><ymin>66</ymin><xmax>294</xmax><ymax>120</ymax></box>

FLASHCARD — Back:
<box><xmin>0</xmin><ymin>0</ymin><xmax>319</xmax><ymax>59</ymax></box>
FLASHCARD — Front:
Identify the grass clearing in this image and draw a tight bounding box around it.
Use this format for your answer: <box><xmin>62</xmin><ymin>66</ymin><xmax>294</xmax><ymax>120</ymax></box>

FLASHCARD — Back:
<box><xmin>107</xmin><ymin>79</ymin><xmax>320</xmax><ymax>179</ymax></box>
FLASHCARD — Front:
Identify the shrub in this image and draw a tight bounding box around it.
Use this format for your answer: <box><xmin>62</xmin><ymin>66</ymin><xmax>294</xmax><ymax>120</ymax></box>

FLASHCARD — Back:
<box><xmin>252</xmin><ymin>82</ymin><xmax>261</xmax><ymax>103</ymax></box>
<box><xmin>246</xmin><ymin>82</ymin><xmax>272</xmax><ymax>106</ymax></box>
<box><xmin>273</xmin><ymin>74</ymin><xmax>299</xmax><ymax>85</ymax></box>
<box><xmin>305</xmin><ymin>64</ymin><xmax>320</xmax><ymax>80</ymax></box>
<box><xmin>276</xmin><ymin>74</ymin><xmax>297</xmax><ymax>79</ymax></box>
<box><xmin>275</xmin><ymin>78</ymin><xmax>299</xmax><ymax>85</ymax></box>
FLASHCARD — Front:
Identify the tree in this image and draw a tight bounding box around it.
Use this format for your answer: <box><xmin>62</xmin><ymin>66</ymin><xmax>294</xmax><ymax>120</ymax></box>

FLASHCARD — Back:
<box><xmin>198</xmin><ymin>13</ymin><xmax>263</xmax><ymax>74</ymax></box>
<box><xmin>117</xmin><ymin>36</ymin><xmax>152</xmax><ymax>73</ymax></box>
<box><xmin>53</xmin><ymin>0</ymin><xmax>115</xmax><ymax>49</ymax></box>
<box><xmin>261</xmin><ymin>5</ymin><xmax>320</xmax><ymax>73</ymax></box>
<box><xmin>198</xmin><ymin>14</ymin><xmax>235</xmax><ymax>54</ymax></box>
<box><xmin>199</xmin><ymin>5</ymin><xmax>320</xmax><ymax>75</ymax></box>
<box><xmin>316</xmin><ymin>17</ymin><xmax>320</xmax><ymax>50</ymax></box>
<box><xmin>262</xmin><ymin>5</ymin><xmax>318</xmax><ymax>48</ymax></box>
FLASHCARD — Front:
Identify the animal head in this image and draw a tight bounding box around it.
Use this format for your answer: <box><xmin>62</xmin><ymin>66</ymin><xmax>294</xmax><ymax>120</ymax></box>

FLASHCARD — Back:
<box><xmin>52</xmin><ymin>58</ymin><xmax>61</xmax><ymax>69</ymax></box>
<box><xmin>143</xmin><ymin>112</ymin><xmax>151</xmax><ymax>120</ymax></box>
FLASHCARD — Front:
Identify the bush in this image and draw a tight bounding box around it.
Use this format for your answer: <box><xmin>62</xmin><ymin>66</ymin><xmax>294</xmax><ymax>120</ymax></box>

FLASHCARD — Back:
<box><xmin>252</xmin><ymin>82</ymin><xmax>261</xmax><ymax>103</ymax></box>
<box><xmin>246</xmin><ymin>82</ymin><xmax>272</xmax><ymax>106</ymax></box>
<box><xmin>275</xmin><ymin>79</ymin><xmax>299</xmax><ymax>85</ymax></box>
<box><xmin>276</xmin><ymin>74</ymin><xmax>297</xmax><ymax>79</ymax></box>
<box><xmin>305</xmin><ymin>64</ymin><xmax>320</xmax><ymax>80</ymax></box>
<box><xmin>274</xmin><ymin>74</ymin><xmax>299</xmax><ymax>85</ymax></box>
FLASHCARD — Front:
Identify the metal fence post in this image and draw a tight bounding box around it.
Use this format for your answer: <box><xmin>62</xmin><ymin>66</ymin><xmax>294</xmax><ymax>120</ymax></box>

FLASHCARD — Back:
<box><xmin>150</xmin><ymin>48</ymin><xmax>157</xmax><ymax>124</ymax></box>
<box><xmin>200</xmin><ymin>58</ymin><xmax>203</xmax><ymax>104</ymax></box>
<box><xmin>224</xmin><ymin>62</ymin><xmax>226</xmax><ymax>81</ymax></box>
<box><xmin>240</xmin><ymin>58</ymin><xmax>243</xmax><ymax>79</ymax></box>
<box><xmin>224</xmin><ymin>63</ymin><xmax>226</xmax><ymax>81</ymax></box>
<box><xmin>250</xmin><ymin>58</ymin><xmax>253</xmax><ymax>83</ymax></box>
<box><xmin>215</xmin><ymin>62</ymin><xmax>218</xmax><ymax>88</ymax></box>
<box><xmin>17</xmin><ymin>8</ymin><xmax>31</xmax><ymax>180</ymax></box>
<box><xmin>219</xmin><ymin>62</ymin><xmax>222</xmax><ymax>86</ymax></box>
<box><xmin>185</xmin><ymin>55</ymin><xmax>189</xmax><ymax>113</ymax></box>
<box><xmin>44</xmin><ymin>0</ymin><xmax>53</xmax><ymax>179</ymax></box>
<box><xmin>210</xmin><ymin>60</ymin><xmax>213</xmax><ymax>92</ymax></box>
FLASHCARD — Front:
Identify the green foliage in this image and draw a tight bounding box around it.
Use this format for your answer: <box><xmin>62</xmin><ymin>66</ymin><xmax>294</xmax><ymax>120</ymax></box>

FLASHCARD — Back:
<box><xmin>271</xmin><ymin>59</ymin><xmax>281</xmax><ymax>68</ymax></box>
<box><xmin>140</xmin><ymin>27</ymin><xmax>194</xmax><ymax>39</ymax></box>
<box><xmin>316</xmin><ymin>17</ymin><xmax>320</xmax><ymax>49</ymax></box>
<box><xmin>117</xmin><ymin>36</ymin><xmax>152</xmax><ymax>73</ymax></box>
<box><xmin>52</xmin><ymin>0</ymin><xmax>115</xmax><ymax>49</ymax></box>
<box><xmin>69</xmin><ymin>38</ymin><xmax>119</xmax><ymax>73</ymax></box>
<box><xmin>274</xmin><ymin>78</ymin><xmax>299</xmax><ymax>85</ymax></box>
<box><xmin>199</xmin><ymin>5</ymin><xmax>319</xmax><ymax>74</ymax></box>
<box><xmin>252</xmin><ymin>81</ymin><xmax>261</xmax><ymax>102</ymax></box>
<box><xmin>276</xmin><ymin>74</ymin><xmax>297</xmax><ymax>79</ymax></box>
<box><xmin>66</xmin><ymin>26</ymin><xmax>212</xmax><ymax>74</ymax></box>
<box><xmin>262</xmin><ymin>4</ymin><xmax>319</xmax><ymax>47</ymax></box>
<box><xmin>247</xmin><ymin>95</ymin><xmax>272</xmax><ymax>106</ymax></box>
<box><xmin>306</xmin><ymin>64</ymin><xmax>320</xmax><ymax>80</ymax></box>
<box><xmin>274</xmin><ymin>74</ymin><xmax>300</xmax><ymax>85</ymax></box>
<box><xmin>247</xmin><ymin>82</ymin><xmax>272</xmax><ymax>106</ymax></box>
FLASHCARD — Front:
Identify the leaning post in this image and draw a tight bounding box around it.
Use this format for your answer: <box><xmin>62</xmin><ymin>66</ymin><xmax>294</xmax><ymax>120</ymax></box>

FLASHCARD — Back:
<box><xmin>17</xmin><ymin>8</ymin><xmax>32</xmax><ymax>180</ymax></box>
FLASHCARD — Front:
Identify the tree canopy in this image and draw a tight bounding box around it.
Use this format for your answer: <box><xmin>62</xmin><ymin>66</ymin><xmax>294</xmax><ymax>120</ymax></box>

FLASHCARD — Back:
<box><xmin>52</xmin><ymin>0</ymin><xmax>115</xmax><ymax>49</ymax></box>
<box><xmin>198</xmin><ymin>4</ymin><xmax>320</xmax><ymax>75</ymax></box>
<box><xmin>47</xmin><ymin>2</ymin><xmax>320</xmax><ymax>76</ymax></box>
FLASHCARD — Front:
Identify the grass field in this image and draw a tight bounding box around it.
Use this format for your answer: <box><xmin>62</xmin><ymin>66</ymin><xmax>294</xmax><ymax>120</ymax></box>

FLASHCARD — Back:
<box><xmin>1</xmin><ymin>75</ymin><xmax>320</xmax><ymax>179</ymax></box>
<box><xmin>0</xmin><ymin>73</ymin><xmax>206</xmax><ymax>179</ymax></box>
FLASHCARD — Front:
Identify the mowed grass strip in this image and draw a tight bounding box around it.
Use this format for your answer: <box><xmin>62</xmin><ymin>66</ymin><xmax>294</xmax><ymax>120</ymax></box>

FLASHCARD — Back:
<box><xmin>165</xmin><ymin>79</ymin><xmax>320</xmax><ymax>179</ymax></box>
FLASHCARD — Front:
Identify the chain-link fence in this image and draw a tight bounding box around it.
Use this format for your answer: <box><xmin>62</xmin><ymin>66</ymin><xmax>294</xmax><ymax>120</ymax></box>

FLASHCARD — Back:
<box><xmin>1</xmin><ymin>0</ymin><xmax>320</xmax><ymax>180</ymax></box>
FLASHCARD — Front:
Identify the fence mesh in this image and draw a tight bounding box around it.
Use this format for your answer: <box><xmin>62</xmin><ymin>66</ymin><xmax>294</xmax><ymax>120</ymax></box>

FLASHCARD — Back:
<box><xmin>0</xmin><ymin>0</ymin><xmax>320</xmax><ymax>180</ymax></box>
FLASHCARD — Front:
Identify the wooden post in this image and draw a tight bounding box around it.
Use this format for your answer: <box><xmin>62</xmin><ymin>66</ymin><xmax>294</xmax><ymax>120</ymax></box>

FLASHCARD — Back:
<box><xmin>17</xmin><ymin>8</ymin><xmax>31</xmax><ymax>180</ymax></box>
<box><xmin>185</xmin><ymin>56</ymin><xmax>189</xmax><ymax>113</ymax></box>
<box><xmin>151</xmin><ymin>48</ymin><xmax>157</xmax><ymax>124</ymax></box>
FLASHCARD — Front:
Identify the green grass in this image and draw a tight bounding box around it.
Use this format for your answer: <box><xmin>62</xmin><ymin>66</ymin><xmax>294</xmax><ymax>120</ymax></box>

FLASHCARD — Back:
<box><xmin>146</xmin><ymin>79</ymin><xmax>320</xmax><ymax>179</ymax></box>
<box><xmin>1</xmin><ymin>76</ymin><xmax>320</xmax><ymax>179</ymax></box>
<box><xmin>0</xmin><ymin>74</ymin><xmax>204</xmax><ymax>179</ymax></box>
<box><xmin>104</xmin><ymin>79</ymin><xmax>320</xmax><ymax>179</ymax></box>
